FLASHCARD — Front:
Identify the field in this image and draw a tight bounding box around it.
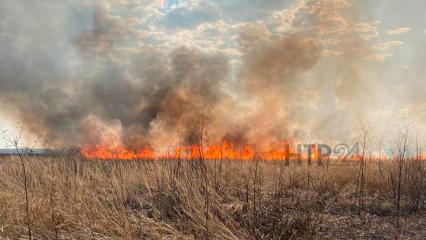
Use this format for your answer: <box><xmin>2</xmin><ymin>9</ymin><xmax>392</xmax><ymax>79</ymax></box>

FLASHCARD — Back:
<box><xmin>0</xmin><ymin>154</ymin><xmax>425</xmax><ymax>239</ymax></box>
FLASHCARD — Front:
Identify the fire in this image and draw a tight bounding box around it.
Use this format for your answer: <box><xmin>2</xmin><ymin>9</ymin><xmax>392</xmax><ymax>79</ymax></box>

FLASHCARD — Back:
<box><xmin>80</xmin><ymin>141</ymin><xmax>303</xmax><ymax>161</ymax></box>
<box><xmin>81</xmin><ymin>141</ymin><xmax>362</xmax><ymax>161</ymax></box>
<box><xmin>82</xmin><ymin>142</ymin><xmax>399</xmax><ymax>161</ymax></box>
<box><xmin>81</xmin><ymin>145</ymin><xmax>154</xmax><ymax>160</ymax></box>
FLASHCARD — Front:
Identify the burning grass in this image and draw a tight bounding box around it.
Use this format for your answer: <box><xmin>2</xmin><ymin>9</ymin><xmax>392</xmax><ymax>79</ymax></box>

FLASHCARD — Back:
<box><xmin>80</xmin><ymin>141</ymin><xmax>320</xmax><ymax>161</ymax></box>
<box><xmin>0</xmin><ymin>154</ymin><xmax>425</xmax><ymax>239</ymax></box>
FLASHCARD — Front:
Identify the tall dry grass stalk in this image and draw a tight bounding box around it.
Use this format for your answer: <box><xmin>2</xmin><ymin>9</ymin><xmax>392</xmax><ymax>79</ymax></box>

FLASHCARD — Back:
<box><xmin>0</xmin><ymin>154</ymin><xmax>425</xmax><ymax>239</ymax></box>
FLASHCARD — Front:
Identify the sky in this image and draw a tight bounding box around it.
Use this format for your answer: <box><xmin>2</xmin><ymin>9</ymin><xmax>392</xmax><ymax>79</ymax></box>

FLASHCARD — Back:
<box><xmin>0</xmin><ymin>0</ymin><xmax>425</xmax><ymax>148</ymax></box>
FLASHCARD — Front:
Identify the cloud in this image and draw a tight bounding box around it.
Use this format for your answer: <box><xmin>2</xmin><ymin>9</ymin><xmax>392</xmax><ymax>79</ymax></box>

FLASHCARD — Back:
<box><xmin>387</xmin><ymin>27</ymin><xmax>410</xmax><ymax>35</ymax></box>
<box><xmin>146</xmin><ymin>20</ymin><xmax>241</xmax><ymax>58</ymax></box>
<box><xmin>262</xmin><ymin>0</ymin><xmax>306</xmax><ymax>33</ymax></box>
<box><xmin>212</xmin><ymin>0</ymin><xmax>292</xmax><ymax>22</ymax></box>
<box><xmin>376</xmin><ymin>41</ymin><xmax>404</xmax><ymax>51</ymax></box>
<box><xmin>368</xmin><ymin>41</ymin><xmax>403</xmax><ymax>61</ymax></box>
<box><xmin>161</xmin><ymin>1</ymin><xmax>221</xmax><ymax>29</ymax></box>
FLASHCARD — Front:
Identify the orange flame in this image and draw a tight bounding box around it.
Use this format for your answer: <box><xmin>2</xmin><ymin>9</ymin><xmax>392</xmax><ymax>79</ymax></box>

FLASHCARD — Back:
<box><xmin>81</xmin><ymin>145</ymin><xmax>154</xmax><ymax>160</ymax></box>
<box><xmin>80</xmin><ymin>141</ymin><xmax>300</xmax><ymax>160</ymax></box>
<box><xmin>80</xmin><ymin>141</ymin><xmax>339</xmax><ymax>161</ymax></box>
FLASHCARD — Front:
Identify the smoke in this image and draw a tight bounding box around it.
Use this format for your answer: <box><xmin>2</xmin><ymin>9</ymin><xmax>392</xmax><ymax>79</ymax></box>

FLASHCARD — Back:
<box><xmin>0</xmin><ymin>0</ymin><xmax>381</xmax><ymax>148</ymax></box>
<box><xmin>229</xmin><ymin>0</ymin><xmax>378</xmax><ymax>145</ymax></box>
<box><xmin>237</xmin><ymin>29</ymin><xmax>322</xmax><ymax>145</ymax></box>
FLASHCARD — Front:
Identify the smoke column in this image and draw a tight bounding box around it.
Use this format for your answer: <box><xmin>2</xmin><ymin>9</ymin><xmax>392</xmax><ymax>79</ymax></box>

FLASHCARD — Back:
<box><xmin>0</xmin><ymin>0</ymin><xmax>393</xmax><ymax>149</ymax></box>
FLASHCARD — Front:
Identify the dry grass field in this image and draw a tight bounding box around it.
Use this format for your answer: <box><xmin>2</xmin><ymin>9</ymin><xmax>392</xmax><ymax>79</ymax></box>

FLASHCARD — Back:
<box><xmin>0</xmin><ymin>153</ymin><xmax>425</xmax><ymax>239</ymax></box>
<box><xmin>1</xmin><ymin>0</ymin><xmax>425</xmax><ymax>239</ymax></box>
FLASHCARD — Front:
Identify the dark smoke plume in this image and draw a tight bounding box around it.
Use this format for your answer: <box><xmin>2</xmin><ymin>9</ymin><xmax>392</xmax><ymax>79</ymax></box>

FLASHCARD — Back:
<box><xmin>0</xmin><ymin>0</ymin><xmax>380</xmax><ymax>148</ymax></box>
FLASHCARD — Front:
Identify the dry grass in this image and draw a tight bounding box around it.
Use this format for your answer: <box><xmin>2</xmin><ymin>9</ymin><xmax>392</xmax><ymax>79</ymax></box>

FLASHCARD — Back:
<box><xmin>0</xmin><ymin>155</ymin><xmax>425</xmax><ymax>239</ymax></box>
